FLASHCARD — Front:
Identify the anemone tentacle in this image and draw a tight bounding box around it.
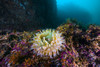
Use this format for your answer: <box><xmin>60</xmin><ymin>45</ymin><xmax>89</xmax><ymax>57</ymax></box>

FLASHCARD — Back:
<box><xmin>31</xmin><ymin>29</ymin><xmax>65</xmax><ymax>58</ymax></box>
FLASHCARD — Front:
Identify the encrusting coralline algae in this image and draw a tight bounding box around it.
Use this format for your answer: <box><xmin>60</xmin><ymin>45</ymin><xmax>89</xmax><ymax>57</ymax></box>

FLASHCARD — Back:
<box><xmin>0</xmin><ymin>19</ymin><xmax>100</xmax><ymax>67</ymax></box>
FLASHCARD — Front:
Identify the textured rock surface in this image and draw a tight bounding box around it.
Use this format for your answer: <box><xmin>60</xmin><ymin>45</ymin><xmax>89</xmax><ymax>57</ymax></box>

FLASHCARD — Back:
<box><xmin>0</xmin><ymin>0</ymin><xmax>57</xmax><ymax>31</ymax></box>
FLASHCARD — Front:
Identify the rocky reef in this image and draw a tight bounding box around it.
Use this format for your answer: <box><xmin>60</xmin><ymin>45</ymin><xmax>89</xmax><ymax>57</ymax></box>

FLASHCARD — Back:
<box><xmin>0</xmin><ymin>0</ymin><xmax>57</xmax><ymax>31</ymax></box>
<box><xmin>0</xmin><ymin>19</ymin><xmax>100</xmax><ymax>67</ymax></box>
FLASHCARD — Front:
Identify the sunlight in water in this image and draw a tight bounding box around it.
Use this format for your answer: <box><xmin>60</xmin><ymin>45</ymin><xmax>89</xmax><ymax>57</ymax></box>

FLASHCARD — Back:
<box><xmin>56</xmin><ymin>0</ymin><xmax>100</xmax><ymax>25</ymax></box>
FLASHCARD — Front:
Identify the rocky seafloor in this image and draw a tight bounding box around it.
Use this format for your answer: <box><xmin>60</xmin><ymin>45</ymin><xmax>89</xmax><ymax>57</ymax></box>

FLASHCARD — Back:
<box><xmin>0</xmin><ymin>19</ymin><xmax>100</xmax><ymax>67</ymax></box>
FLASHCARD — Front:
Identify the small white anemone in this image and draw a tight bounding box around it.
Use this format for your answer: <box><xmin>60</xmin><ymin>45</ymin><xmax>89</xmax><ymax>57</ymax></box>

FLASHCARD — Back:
<box><xmin>31</xmin><ymin>29</ymin><xmax>65</xmax><ymax>58</ymax></box>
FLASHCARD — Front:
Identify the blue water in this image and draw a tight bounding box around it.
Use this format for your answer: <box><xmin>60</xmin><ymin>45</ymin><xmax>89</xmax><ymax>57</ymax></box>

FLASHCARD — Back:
<box><xmin>57</xmin><ymin>0</ymin><xmax>100</xmax><ymax>25</ymax></box>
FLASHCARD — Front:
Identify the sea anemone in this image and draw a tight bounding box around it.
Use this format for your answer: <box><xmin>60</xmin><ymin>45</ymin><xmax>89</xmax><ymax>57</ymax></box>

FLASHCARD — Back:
<box><xmin>31</xmin><ymin>29</ymin><xmax>65</xmax><ymax>58</ymax></box>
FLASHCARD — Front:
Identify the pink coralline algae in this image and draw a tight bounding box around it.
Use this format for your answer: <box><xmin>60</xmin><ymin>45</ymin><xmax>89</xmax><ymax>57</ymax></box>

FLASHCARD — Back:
<box><xmin>0</xmin><ymin>20</ymin><xmax>100</xmax><ymax>67</ymax></box>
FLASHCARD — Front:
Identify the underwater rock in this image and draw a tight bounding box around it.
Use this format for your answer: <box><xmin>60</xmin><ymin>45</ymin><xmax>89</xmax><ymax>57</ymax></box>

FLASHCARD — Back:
<box><xmin>0</xmin><ymin>44</ymin><xmax>11</xmax><ymax>60</ymax></box>
<box><xmin>56</xmin><ymin>20</ymin><xmax>100</xmax><ymax>67</ymax></box>
<box><xmin>0</xmin><ymin>0</ymin><xmax>57</xmax><ymax>31</ymax></box>
<box><xmin>0</xmin><ymin>21</ymin><xmax>100</xmax><ymax>66</ymax></box>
